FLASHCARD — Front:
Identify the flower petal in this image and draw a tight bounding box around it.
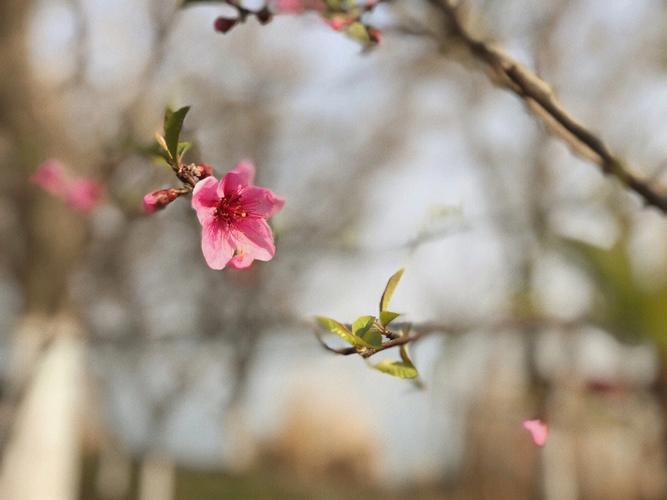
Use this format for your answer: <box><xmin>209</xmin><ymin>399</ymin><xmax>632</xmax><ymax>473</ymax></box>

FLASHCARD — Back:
<box><xmin>231</xmin><ymin>160</ymin><xmax>256</xmax><ymax>185</ymax></box>
<box><xmin>242</xmin><ymin>186</ymin><xmax>285</xmax><ymax>218</ymax></box>
<box><xmin>220</xmin><ymin>161</ymin><xmax>256</xmax><ymax>197</ymax></box>
<box><xmin>234</xmin><ymin>218</ymin><xmax>276</xmax><ymax>261</ymax></box>
<box><xmin>192</xmin><ymin>177</ymin><xmax>220</xmax><ymax>225</ymax></box>
<box><xmin>522</xmin><ymin>419</ymin><xmax>548</xmax><ymax>447</ymax></box>
<box><xmin>201</xmin><ymin>220</ymin><xmax>235</xmax><ymax>269</ymax></box>
<box><xmin>228</xmin><ymin>250</ymin><xmax>255</xmax><ymax>269</ymax></box>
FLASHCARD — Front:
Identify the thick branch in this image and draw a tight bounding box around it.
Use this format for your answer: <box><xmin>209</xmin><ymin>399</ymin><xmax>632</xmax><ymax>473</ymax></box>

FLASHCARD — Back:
<box><xmin>427</xmin><ymin>0</ymin><xmax>667</xmax><ymax>213</ymax></box>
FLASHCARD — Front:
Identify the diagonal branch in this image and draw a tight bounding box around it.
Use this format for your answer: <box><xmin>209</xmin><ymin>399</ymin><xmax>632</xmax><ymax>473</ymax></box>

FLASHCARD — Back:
<box><xmin>427</xmin><ymin>0</ymin><xmax>667</xmax><ymax>213</ymax></box>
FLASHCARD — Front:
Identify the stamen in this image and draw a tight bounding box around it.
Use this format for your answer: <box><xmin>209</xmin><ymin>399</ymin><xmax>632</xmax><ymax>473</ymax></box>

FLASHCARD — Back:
<box><xmin>214</xmin><ymin>194</ymin><xmax>249</xmax><ymax>225</ymax></box>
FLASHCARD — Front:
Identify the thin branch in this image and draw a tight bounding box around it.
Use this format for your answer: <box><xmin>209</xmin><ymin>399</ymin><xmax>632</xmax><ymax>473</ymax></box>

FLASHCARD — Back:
<box><xmin>426</xmin><ymin>0</ymin><xmax>667</xmax><ymax>213</ymax></box>
<box><xmin>316</xmin><ymin>315</ymin><xmax>590</xmax><ymax>359</ymax></box>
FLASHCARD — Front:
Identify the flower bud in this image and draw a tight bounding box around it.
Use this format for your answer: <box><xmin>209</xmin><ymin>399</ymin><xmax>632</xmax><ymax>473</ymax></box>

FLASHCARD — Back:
<box><xmin>327</xmin><ymin>16</ymin><xmax>351</xmax><ymax>31</ymax></box>
<box><xmin>143</xmin><ymin>188</ymin><xmax>179</xmax><ymax>214</ymax></box>
<box><xmin>194</xmin><ymin>163</ymin><xmax>213</xmax><ymax>179</ymax></box>
<box><xmin>368</xmin><ymin>27</ymin><xmax>382</xmax><ymax>44</ymax></box>
<box><xmin>256</xmin><ymin>7</ymin><xmax>273</xmax><ymax>24</ymax></box>
<box><xmin>214</xmin><ymin>16</ymin><xmax>237</xmax><ymax>33</ymax></box>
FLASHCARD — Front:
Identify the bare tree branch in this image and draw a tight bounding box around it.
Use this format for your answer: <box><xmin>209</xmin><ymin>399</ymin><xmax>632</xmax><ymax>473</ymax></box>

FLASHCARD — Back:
<box><xmin>426</xmin><ymin>0</ymin><xmax>667</xmax><ymax>213</ymax></box>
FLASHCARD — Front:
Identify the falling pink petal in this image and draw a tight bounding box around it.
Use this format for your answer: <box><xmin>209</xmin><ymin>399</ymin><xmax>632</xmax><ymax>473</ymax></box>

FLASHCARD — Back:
<box><xmin>191</xmin><ymin>160</ymin><xmax>284</xmax><ymax>270</ymax></box>
<box><xmin>522</xmin><ymin>419</ymin><xmax>548</xmax><ymax>447</ymax></box>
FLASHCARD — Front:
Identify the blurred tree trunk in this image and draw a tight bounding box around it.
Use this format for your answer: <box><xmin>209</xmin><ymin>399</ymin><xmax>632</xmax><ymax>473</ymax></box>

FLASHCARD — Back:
<box><xmin>0</xmin><ymin>0</ymin><xmax>87</xmax><ymax>312</ymax></box>
<box><xmin>0</xmin><ymin>319</ymin><xmax>85</xmax><ymax>500</ymax></box>
<box><xmin>0</xmin><ymin>2</ymin><xmax>88</xmax><ymax>499</ymax></box>
<box><xmin>138</xmin><ymin>454</ymin><xmax>175</xmax><ymax>500</ymax></box>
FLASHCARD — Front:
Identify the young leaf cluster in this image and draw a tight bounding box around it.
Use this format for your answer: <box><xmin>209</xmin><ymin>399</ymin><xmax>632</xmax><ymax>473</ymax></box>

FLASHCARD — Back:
<box><xmin>316</xmin><ymin>268</ymin><xmax>419</xmax><ymax>379</ymax></box>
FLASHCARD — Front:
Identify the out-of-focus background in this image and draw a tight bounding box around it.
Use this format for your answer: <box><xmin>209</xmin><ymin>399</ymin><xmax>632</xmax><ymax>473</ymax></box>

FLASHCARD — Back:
<box><xmin>2</xmin><ymin>0</ymin><xmax>667</xmax><ymax>498</ymax></box>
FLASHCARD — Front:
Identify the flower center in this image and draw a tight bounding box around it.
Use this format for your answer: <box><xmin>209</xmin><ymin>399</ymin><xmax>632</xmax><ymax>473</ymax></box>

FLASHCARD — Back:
<box><xmin>214</xmin><ymin>194</ymin><xmax>247</xmax><ymax>225</ymax></box>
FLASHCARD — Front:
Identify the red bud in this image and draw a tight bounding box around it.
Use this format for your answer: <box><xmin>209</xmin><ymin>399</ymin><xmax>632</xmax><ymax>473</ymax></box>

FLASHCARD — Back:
<box><xmin>368</xmin><ymin>27</ymin><xmax>382</xmax><ymax>44</ymax></box>
<box><xmin>214</xmin><ymin>16</ymin><xmax>237</xmax><ymax>33</ymax></box>
<box><xmin>143</xmin><ymin>188</ymin><xmax>180</xmax><ymax>214</ymax></box>
<box><xmin>194</xmin><ymin>163</ymin><xmax>213</xmax><ymax>179</ymax></box>
<box><xmin>256</xmin><ymin>7</ymin><xmax>273</xmax><ymax>25</ymax></box>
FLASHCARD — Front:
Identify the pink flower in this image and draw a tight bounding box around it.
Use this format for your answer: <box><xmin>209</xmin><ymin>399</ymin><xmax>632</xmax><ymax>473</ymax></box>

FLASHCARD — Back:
<box><xmin>522</xmin><ymin>419</ymin><xmax>548</xmax><ymax>447</ymax></box>
<box><xmin>191</xmin><ymin>161</ymin><xmax>285</xmax><ymax>270</ymax></box>
<box><xmin>30</xmin><ymin>160</ymin><xmax>68</xmax><ymax>196</ymax></box>
<box><xmin>65</xmin><ymin>179</ymin><xmax>103</xmax><ymax>213</ymax></box>
<box><xmin>31</xmin><ymin>160</ymin><xmax>103</xmax><ymax>214</ymax></box>
<box><xmin>143</xmin><ymin>188</ymin><xmax>180</xmax><ymax>214</ymax></box>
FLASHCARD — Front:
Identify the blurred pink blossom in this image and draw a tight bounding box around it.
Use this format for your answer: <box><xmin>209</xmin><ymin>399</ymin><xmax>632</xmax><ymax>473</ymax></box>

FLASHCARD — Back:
<box><xmin>65</xmin><ymin>179</ymin><xmax>103</xmax><ymax>213</ymax></box>
<box><xmin>191</xmin><ymin>161</ymin><xmax>285</xmax><ymax>270</ymax></box>
<box><xmin>31</xmin><ymin>160</ymin><xmax>103</xmax><ymax>214</ymax></box>
<box><xmin>522</xmin><ymin>419</ymin><xmax>548</xmax><ymax>447</ymax></box>
<box><xmin>266</xmin><ymin>0</ymin><xmax>382</xmax><ymax>46</ymax></box>
<box><xmin>30</xmin><ymin>159</ymin><xmax>68</xmax><ymax>196</ymax></box>
<box><xmin>271</xmin><ymin>0</ymin><xmax>325</xmax><ymax>13</ymax></box>
<box><xmin>326</xmin><ymin>16</ymin><xmax>352</xmax><ymax>31</ymax></box>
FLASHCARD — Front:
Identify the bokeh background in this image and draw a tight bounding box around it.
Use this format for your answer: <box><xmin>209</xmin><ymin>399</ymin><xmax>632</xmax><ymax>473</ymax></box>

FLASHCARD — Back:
<box><xmin>2</xmin><ymin>0</ymin><xmax>667</xmax><ymax>498</ymax></box>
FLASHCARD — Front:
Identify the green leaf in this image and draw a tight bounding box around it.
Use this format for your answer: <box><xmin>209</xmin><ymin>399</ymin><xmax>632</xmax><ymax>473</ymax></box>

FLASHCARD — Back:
<box><xmin>140</xmin><ymin>140</ymin><xmax>171</xmax><ymax>163</ymax></box>
<box><xmin>352</xmin><ymin>315</ymin><xmax>375</xmax><ymax>336</ymax></box>
<box><xmin>324</xmin><ymin>0</ymin><xmax>344</xmax><ymax>11</ymax></box>
<box><xmin>399</xmin><ymin>343</ymin><xmax>413</xmax><ymax>365</ymax></box>
<box><xmin>360</xmin><ymin>327</ymin><xmax>382</xmax><ymax>347</ymax></box>
<box><xmin>155</xmin><ymin>133</ymin><xmax>169</xmax><ymax>154</ymax></box>
<box><xmin>316</xmin><ymin>316</ymin><xmax>371</xmax><ymax>348</ymax></box>
<box><xmin>344</xmin><ymin>22</ymin><xmax>370</xmax><ymax>43</ymax></box>
<box><xmin>561</xmin><ymin>231</ymin><xmax>667</xmax><ymax>351</ymax></box>
<box><xmin>379</xmin><ymin>268</ymin><xmax>404</xmax><ymax>312</ymax></box>
<box><xmin>372</xmin><ymin>360</ymin><xmax>418</xmax><ymax>379</ymax></box>
<box><xmin>177</xmin><ymin>141</ymin><xmax>192</xmax><ymax>160</ymax></box>
<box><xmin>379</xmin><ymin>311</ymin><xmax>400</xmax><ymax>327</ymax></box>
<box><xmin>163</xmin><ymin>106</ymin><xmax>190</xmax><ymax>162</ymax></box>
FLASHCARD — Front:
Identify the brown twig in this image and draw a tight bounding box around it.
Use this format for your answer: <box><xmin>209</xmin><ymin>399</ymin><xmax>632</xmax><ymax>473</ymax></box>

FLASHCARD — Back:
<box><xmin>425</xmin><ymin>0</ymin><xmax>667</xmax><ymax>213</ymax></box>
<box><xmin>316</xmin><ymin>315</ymin><xmax>590</xmax><ymax>359</ymax></box>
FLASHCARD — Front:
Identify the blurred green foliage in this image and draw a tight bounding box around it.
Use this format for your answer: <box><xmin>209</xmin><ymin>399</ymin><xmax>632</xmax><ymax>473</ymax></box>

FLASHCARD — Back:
<box><xmin>564</xmin><ymin>237</ymin><xmax>667</xmax><ymax>348</ymax></box>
